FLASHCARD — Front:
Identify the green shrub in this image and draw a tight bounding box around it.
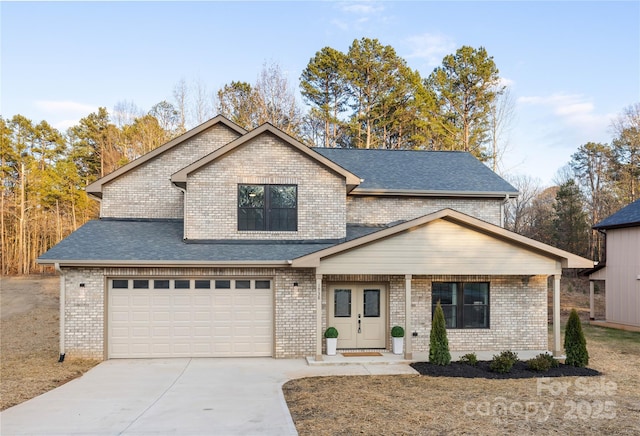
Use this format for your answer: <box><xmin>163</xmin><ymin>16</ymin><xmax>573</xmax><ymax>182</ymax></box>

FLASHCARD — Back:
<box><xmin>564</xmin><ymin>308</ymin><xmax>589</xmax><ymax>367</ymax></box>
<box><xmin>391</xmin><ymin>326</ymin><xmax>405</xmax><ymax>338</ymax></box>
<box><xmin>527</xmin><ymin>353</ymin><xmax>559</xmax><ymax>372</ymax></box>
<box><xmin>429</xmin><ymin>301</ymin><xmax>451</xmax><ymax>366</ymax></box>
<box><xmin>459</xmin><ymin>353</ymin><xmax>478</xmax><ymax>366</ymax></box>
<box><xmin>324</xmin><ymin>327</ymin><xmax>338</xmax><ymax>338</ymax></box>
<box><xmin>490</xmin><ymin>350</ymin><xmax>519</xmax><ymax>373</ymax></box>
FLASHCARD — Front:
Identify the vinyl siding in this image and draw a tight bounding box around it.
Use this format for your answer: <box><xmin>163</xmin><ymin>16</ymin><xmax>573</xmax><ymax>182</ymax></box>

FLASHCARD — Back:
<box><xmin>317</xmin><ymin>219</ymin><xmax>561</xmax><ymax>275</ymax></box>
<box><xmin>605</xmin><ymin>227</ymin><xmax>640</xmax><ymax>327</ymax></box>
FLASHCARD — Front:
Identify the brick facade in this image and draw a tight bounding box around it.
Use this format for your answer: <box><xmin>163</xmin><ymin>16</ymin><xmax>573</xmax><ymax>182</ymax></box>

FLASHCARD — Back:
<box><xmin>347</xmin><ymin>196</ymin><xmax>504</xmax><ymax>226</ymax></box>
<box><xmin>61</xmin><ymin>267</ymin><xmax>548</xmax><ymax>360</ymax></box>
<box><xmin>185</xmin><ymin>134</ymin><xmax>346</xmax><ymax>240</ymax></box>
<box><xmin>101</xmin><ymin>124</ymin><xmax>241</xmax><ymax>219</ymax></box>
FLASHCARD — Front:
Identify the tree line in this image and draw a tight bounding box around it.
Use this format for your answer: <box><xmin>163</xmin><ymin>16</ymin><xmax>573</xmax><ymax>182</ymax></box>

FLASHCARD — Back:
<box><xmin>1</xmin><ymin>38</ymin><xmax>638</xmax><ymax>274</ymax></box>
<box><xmin>504</xmin><ymin>103</ymin><xmax>640</xmax><ymax>261</ymax></box>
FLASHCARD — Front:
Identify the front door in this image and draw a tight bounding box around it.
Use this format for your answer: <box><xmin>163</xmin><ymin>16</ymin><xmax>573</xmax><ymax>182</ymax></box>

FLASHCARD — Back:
<box><xmin>328</xmin><ymin>284</ymin><xmax>386</xmax><ymax>349</ymax></box>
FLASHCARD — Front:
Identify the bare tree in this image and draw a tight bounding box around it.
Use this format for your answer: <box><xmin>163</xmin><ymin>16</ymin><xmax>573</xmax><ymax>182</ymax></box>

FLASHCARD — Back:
<box><xmin>488</xmin><ymin>86</ymin><xmax>516</xmax><ymax>173</ymax></box>
<box><xmin>254</xmin><ymin>61</ymin><xmax>303</xmax><ymax>135</ymax></box>
<box><xmin>504</xmin><ymin>173</ymin><xmax>542</xmax><ymax>234</ymax></box>
<box><xmin>172</xmin><ymin>78</ymin><xmax>189</xmax><ymax>133</ymax></box>
<box><xmin>112</xmin><ymin>100</ymin><xmax>143</xmax><ymax>128</ymax></box>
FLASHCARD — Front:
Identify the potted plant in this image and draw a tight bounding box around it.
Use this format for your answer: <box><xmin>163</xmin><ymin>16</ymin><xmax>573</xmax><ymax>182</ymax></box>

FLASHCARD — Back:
<box><xmin>391</xmin><ymin>326</ymin><xmax>404</xmax><ymax>355</ymax></box>
<box><xmin>324</xmin><ymin>327</ymin><xmax>339</xmax><ymax>356</ymax></box>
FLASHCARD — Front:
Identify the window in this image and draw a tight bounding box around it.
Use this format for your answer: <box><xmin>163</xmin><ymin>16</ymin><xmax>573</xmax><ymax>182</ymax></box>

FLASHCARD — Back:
<box><xmin>112</xmin><ymin>280</ymin><xmax>128</xmax><ymax>289</ymax></box>
<box><xmin>432</xmin><ymin>282</ymin><xmax>489</xmax><ymax>329</ymax></box>
<box><xmin>175</xmin><ymin>280</ymin><xmax>190</xmax><ymax>289</ymax></box>
<box><xmin>235</xmin><ymin>280</ymin><xmax>251</xmax><ymax>289</ymax></box>
<box><xmin>238</xmin><ymin>184</ymin><xmax>297</xmax><ymax>231</ymax></box>
<box><xmin>255</xmin><ymin>280</ymin><xmax>271</xmax><ymax>289</ymax></box>
<box><xmin>194</xmin><ymin>280</ymin><xmax>211</xmax><ymax>289</ymax></box>
<box><xmin>133</xmin><ymin>280</ymin><xmax>149</xmax><ymax>289</ymax></box>
<box><xmin>215</xmin><ymin>280</ymin><xmax>231</xmax><ymax>289</ymax></box>
<box><xmin>153</xmin><ymin>280</ymin><xmax>170</xmax><ymax>289</ymax></box>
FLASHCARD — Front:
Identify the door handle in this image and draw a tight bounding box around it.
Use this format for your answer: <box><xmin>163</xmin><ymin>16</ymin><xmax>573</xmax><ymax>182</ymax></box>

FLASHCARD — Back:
<box><xmin>358</xmin><ymin>314</ymin><xmax>361</xmax><ymax>333</ymax></box>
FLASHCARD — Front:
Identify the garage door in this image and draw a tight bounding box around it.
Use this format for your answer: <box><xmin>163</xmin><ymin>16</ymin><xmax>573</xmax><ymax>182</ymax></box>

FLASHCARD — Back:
<box><xmin>108</xmin><ymin>278</ymin><xmax>273</xmax><ymax>358</ymax></box>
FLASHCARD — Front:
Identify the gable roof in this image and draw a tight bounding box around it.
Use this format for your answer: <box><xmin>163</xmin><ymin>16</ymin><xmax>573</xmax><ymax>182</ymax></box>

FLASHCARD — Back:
<box><xmin>314</xmin><ymin>148</ymin><xmax>518</xmax><ymax>197</ymax></box>
<box><xmin>593</xmin><ymin>198</ymin><xmax>640</xmax><ymax>230</ymax></box>
<box><xmin>292</xmin><ymin>208</ymin><xmax>593</xmax><ymax>269</ymax></box>
<box><xmin>171</xmin><ymin>123</ymin><xmax>361</xmax><ymax>190</ymax></box>
<box><xmin>86</xmin><ymin>115</ymin><xmax>247</xmax><ymax>199</ymax></box>
<box><xmin>36</xmin><ymin>219</ymin><xmax>383</xmax><ymax>266</ymax></box>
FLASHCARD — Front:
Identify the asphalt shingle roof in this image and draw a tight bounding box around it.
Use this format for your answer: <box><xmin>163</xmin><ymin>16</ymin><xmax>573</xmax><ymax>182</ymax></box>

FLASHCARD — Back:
<box><xmin>313</xmin><ymin>148</ymin><xmax>518</xmax><ymax>194</ymax></box>
<box><xmin>38</xmin><ymin>220</ymin><xmax>386</xmax><ymax>263</ymax></box>
<box><xmin>593</xmin><ymin>198</ymin><xmax>640</xmax><ymax>229</ymax></box>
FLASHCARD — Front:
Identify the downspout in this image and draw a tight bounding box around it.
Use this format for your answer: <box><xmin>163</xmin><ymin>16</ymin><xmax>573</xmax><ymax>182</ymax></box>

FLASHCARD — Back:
<box><xmin>55</xmin><ymin>262</ymin><xmax>65</xmax><ymax>362</ymax></box>
<box><xmin>500</xmin><ymin>194</ymin><xmax>510</xmax><ymax>228</ymax></box>
<box><xmin>173</xmin><ymin>182</ymin><xmax>187</xmax><ymax>240</ymax></box>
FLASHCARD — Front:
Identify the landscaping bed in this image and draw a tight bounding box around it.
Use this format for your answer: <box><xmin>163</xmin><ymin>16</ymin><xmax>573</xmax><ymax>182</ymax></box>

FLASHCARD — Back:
<box><xmin>410</xmin><ymin>360</ymin><xmax>601</xmax><ymax>379</ymax></box>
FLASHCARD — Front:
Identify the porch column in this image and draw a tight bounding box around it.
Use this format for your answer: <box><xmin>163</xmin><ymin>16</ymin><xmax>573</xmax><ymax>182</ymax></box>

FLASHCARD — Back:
<box><xmin>316</xmin><ymin>274</ymin><xmax>323</xmax><ymax>361</ymax></box>
<box><xmin>589</xmin><ymin>281</ymin><xmax>595</xmax><ymax>320</ymax></box>
<box><xmin>404</xmin><ymin>274</ymin><xmax>412</xmax><ymax>360</ymax></box>
<box><xmin>553</xmin><ymin>274</ymin><xmax>562</xmax><ymax>356</ymax></box>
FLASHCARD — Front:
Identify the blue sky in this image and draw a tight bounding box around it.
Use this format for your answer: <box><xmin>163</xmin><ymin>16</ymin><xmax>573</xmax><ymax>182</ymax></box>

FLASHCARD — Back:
<box><xmin>2</xmin><ymin>1</ymin><xmax>639</xmax><ymax>185</ymax></box>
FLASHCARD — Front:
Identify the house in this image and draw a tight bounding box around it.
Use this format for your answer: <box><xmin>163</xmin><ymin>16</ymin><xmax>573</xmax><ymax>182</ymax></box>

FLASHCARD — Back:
<box><xmin>38</xmin><ymin>115</ymin><xmax>593</xmax><ymax>361</ymax></box>
<box><xmin>588</xmin><ymin>198</ymin><xmax>640</xmax><ymax>329</ymax></box>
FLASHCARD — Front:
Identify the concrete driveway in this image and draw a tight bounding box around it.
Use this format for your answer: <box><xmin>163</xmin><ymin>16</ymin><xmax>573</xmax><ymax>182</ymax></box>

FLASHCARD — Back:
<box><xmin>1</xmin><ymin>358</ymin><xmax>417</xmax><ymax>435</ymax></box>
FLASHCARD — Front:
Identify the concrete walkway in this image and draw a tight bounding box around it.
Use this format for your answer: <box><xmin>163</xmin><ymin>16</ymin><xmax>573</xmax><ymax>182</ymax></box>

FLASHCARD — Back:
<box><xmin>0</xmin><ymin>358</ymin><xmax>417</xmax><ymax>436</ymax></box>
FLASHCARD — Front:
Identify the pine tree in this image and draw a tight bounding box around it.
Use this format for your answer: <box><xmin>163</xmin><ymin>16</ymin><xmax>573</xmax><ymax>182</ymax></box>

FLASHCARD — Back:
<box><xmin>429</xmin><ymin>300</ymin><xmax>451</xmax><ymax>365</ymax></box>
<box><xmin>564</xmin><ymin>309</ymin><xmax>589</xmax><ymax>367</ymax></box>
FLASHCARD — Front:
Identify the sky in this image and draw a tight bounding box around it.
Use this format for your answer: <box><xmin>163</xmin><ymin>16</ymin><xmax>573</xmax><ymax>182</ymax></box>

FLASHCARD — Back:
<box><xmin>2</xmin><ymin>1</ymin><xmax>639</xmax><ymax>186</ymax></box>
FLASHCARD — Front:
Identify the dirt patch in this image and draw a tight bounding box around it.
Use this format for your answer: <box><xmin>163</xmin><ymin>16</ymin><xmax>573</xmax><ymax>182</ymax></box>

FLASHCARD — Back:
<box><xmin>1</xmin><ymin>276</ymin><xmax>98</xmax><ymax>411</ymax></box>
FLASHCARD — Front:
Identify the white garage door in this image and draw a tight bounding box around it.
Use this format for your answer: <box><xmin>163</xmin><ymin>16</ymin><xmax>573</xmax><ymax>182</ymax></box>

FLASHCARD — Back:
<box><xmin>108</xmin><ymin>278</ymin><xmax>273</xmax><ymax>358</ymax></box>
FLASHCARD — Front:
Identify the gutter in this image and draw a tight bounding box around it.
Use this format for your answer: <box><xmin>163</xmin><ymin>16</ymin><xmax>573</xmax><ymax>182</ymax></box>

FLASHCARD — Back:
<box><xmin>54</xmin><ymin>262</ymin><xmax>65</xmax><ymax>362</ymax></box>
<box><xmin>349</xmin><ymin>188</ymin><xmax>519</xmax><ymax>198</ymax></box>
<box><xmin>38</xmin><ymin>259</ymin><xmax>292</xmax><ymax>267</ymax></box>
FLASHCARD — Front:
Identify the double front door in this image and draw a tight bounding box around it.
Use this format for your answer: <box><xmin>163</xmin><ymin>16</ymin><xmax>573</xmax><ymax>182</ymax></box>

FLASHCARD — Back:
<box><xmin>328</xmin><ymin>284</ymin><xmax>386</xmax><ymax>349</ymax></box>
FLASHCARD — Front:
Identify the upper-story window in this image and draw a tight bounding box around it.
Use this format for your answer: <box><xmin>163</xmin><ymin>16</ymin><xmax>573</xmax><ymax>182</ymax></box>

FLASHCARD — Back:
<box><xmin>238</xmin><ymin>184</ymin><xmax>297</xmax><ymax>231</ymax></box>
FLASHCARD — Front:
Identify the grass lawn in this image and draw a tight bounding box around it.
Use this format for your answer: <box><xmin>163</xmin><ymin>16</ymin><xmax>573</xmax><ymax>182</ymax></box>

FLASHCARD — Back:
<box><xmin>284</xmin><ymin>306</ymin><xmax>640</xmax><ymax>435</ymax></box>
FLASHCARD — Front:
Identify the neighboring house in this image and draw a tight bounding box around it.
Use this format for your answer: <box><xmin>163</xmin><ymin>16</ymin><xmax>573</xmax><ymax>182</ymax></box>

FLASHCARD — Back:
<box><xmin>38</xmin><ymin>116</ymin><xmax>593</xmax><ymax>361</ymax></box>
<box><xmin>588</xmin><ymin>198</ymin><xmax>640</xmax><ymax>328</ymax></box>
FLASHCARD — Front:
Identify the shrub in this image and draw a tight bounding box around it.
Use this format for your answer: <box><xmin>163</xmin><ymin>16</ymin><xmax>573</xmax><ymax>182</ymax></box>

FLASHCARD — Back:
<box><xmin>564</xmin><ymin>308</ymin><xmax>589</xmax><ymax>367</ymax></box>
<box><xmin>527</xmin><ymin>353</ymin><xmax>559</xmax><ymax>372</ymax></box>
<box><xmin>429</xmin><ymin>301</ymin><xmax>451</xmax><ymax>366</ymax></box>
<box><xmin>391</xmin><ymin>326</ymin><xmax>404</xmax><ymax>338</ymax></box>
<box><xmin>324</xmin><ymin>327</ymin><xmax>338</xmax><ymax>338</ymax></box>
<box><xmin>459</xmin><ymin>353</ymin><xmax>478</xmax><ymax>366</ymax></box>
<box><xmin>490</xmin><ymin>350</ymin><xmax>519</xmax><ymax>373</ymax></box>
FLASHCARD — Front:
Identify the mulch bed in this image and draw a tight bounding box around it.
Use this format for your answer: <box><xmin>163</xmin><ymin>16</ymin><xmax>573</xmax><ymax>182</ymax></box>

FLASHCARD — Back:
<box><xmin>410</xmin><ymin>360</ymin><xmax>601</xmax><ymax>379</ymax></box>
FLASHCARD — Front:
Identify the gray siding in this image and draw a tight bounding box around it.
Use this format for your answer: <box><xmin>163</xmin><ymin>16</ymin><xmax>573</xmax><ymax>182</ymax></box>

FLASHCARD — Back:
<box><xmin>605</xmin><ymin>227</ymin><xmax>640</xmax><ymax>326</ymax></box>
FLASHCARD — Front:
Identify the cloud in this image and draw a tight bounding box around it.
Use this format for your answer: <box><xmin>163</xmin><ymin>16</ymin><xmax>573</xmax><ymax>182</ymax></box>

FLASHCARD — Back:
<box><xmin>331</xmin><ymin>1</ymin><xmax>386</xmax><ymax>31</ymax></box>
<box><xmin>404</xmin><ymin>33</ymin><xmax>456</xmax><ymax>68</ymax></box>
<box><xmin>35</xmin><ymin>100</ymin><xmax>99</xmax><ymax>131</ymax></box>
<box><xmin>338</xmin><ymin>2</ymin><xmax>385</xmax><ymax>15</ymax></box>
<box><xmin>35</xmin><ymin>100</ymin><xmax>98</xmax><ymax>114</ymax></box>
<box><xmin>497</xmin><ymin>77</ymin><xmax>515</xmax><ymax>88</ymax></box>
<box><xmin>517</xmin><ymin>93</ymin><xmax>614</xmax><ymax>142</ymax></box>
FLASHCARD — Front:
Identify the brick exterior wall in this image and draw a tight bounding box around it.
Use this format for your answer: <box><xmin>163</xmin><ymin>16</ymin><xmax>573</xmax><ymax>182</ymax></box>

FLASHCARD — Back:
<box><xmin>100</xmin><ymin>124</ymin><xmax>241</xmax><ymax>219</ymax></box>
<box><xmin>61</xmin><ymin>267</ymin><xmax>105</xmax><ymax>359</ymax></box>
<box><xmin>347</xmin><ymin>196</ymin><xmax>504</xmax><ymax>226</ymax></box>
<box><xmin>185</xmin><ymin>133</ymin><xmax>346</xmax><ymax>240</ymax></box>
<box><xmin>408</xmin><ymin>275</ymin><xmax>548</xmax><ymax>352</ymax></box>
<box><xmin>61</xmin><ymin>266</ymin><xmax>320</xmax><ymax>360</ymax></box>
<box><xmin>321</xmin><ymin>274</ymin><xmax>547</xmax><ymax>353</ymax></box>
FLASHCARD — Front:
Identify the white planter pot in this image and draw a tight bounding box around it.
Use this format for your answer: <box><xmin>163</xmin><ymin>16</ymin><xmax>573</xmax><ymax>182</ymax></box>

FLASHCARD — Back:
<box><xmin>392</xmin><ymin>337</ymin><xmax>404</xmax><ymax>355</ymax></box>
<box><xmin>326</xmin><ymin>338</ymin><xmax>337</xmax><ymax>356</ymax></box>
